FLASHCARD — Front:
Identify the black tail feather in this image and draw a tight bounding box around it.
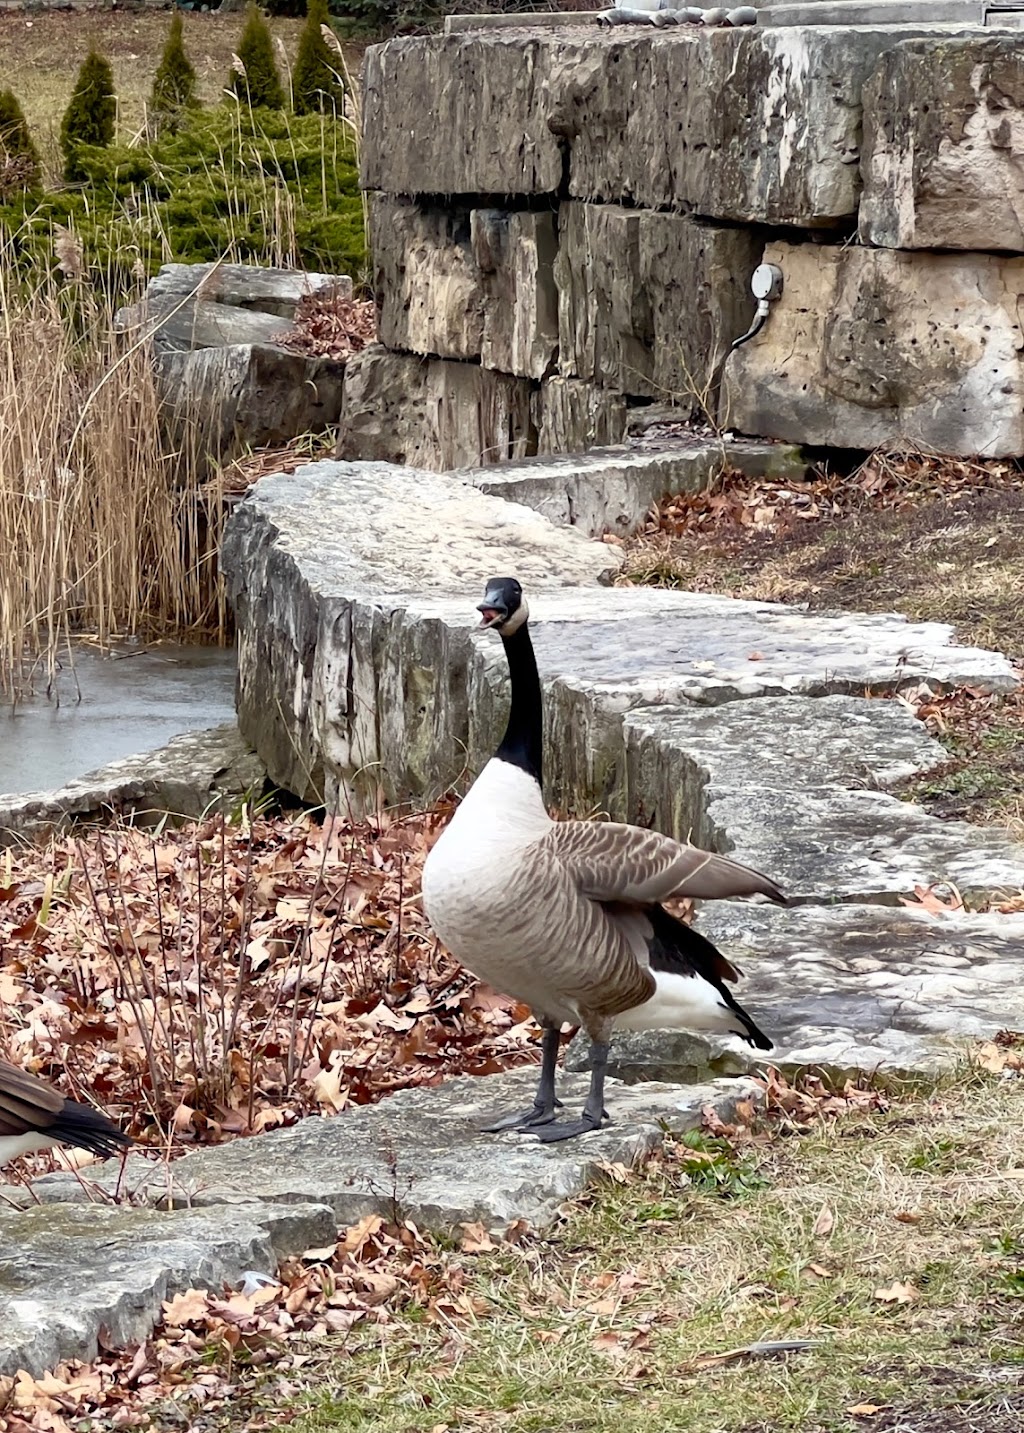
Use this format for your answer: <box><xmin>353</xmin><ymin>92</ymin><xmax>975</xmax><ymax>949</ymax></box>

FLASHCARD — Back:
<box><xmin>647</xmin><ymin>904</ymin><xmax>773</xmax><ymax>1051</ymax></box>
<box><xmin>50</xmin><ymin>1099</ymin><xmax>133</xmax><ymax>1159</ymax></box>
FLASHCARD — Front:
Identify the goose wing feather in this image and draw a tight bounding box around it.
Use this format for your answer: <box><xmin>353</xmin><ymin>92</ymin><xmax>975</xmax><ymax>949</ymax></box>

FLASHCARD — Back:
<box><xmin>541</xmin><ymin>821</ymin><xmax>786</xmax><ymax>907</ymax></box>
<box><xmin>0</xmin><ymin>1059</ymin><xmax>62</xmax><ymax>1138</ymax></box>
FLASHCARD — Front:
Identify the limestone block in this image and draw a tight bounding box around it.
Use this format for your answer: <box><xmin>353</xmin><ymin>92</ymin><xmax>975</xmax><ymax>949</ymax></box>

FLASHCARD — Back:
<box><xmin>556</xmin><ymin>201</ymin><xmax>759</xmax><ymax>407</ymax></box>
<box><xmin>472</xmin><ymin>208</ymin><xmax>559</xmax><ymax>380</ymax></box>
<box><xmin>533</xmin><ymin>376</ymin><xmax>628</xmax><ymax>454</ymax></box>
<box><xmin>27</xmin><ymin>1072</ymin><xmax>759</xmax><ymax>1237</ymax></box>
<box><xmin>364</xmin><ymin>29</ymin><xmax>941</xmax><ymax>224</ymax></box>
<box><xmin>145</xmin><ymin>260</ymin><xmax>350</xmax><ymax>319</ymax></box>
<box><xmin>337</xmin><ymin>345</ymin><xmax>535</xmax><ymax>470</ymax></box>
<box><xmin>722</xmin><ymin>241</ymin><xmax>1024</xmax><ymax>456</ymax></box>
<box><xmin>372</xmin><ymin>196</ymin><xmax>485</xmax><ymax>361</ymax></box>
<box><xmin>464</xmin><ymin>436</ymin><xmax>804</xmax><ymax>537</ymax></box>
<box><xmin>0</xmin><ymin>1201</ymin><xmax>334</xmax><ymax>1378</ymax></box>
<box><xmin>157</xmin><ymin>343</ymin><xmax>346</xmax><ymax>458</ymax></box>
<box><xmin>221</xmin><ymin>467</ymin><xmax>1015</xmax><ymax>816</ymax></box>
<box><xmin>861</xmin><ymin>36</ymin><xmax>1024</xmax><ymax>250</ymax></box>
<box><xmin>361</xmin><ymin>33</ymin><xmax>565</xmax><ymax>196</ymax></box>
<box><xmin>622</xmin><ymin>696</ymin><xmax>1024</xmax><ymax>902</ymax></box>
<box><xmin>370</xmin><ymin>197</ymin><xmax>559</xmax><ymax>378</ymax></box>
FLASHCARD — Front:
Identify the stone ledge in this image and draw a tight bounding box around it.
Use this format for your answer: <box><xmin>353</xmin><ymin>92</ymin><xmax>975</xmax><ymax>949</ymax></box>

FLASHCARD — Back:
<box><xmin>461</xmin><ymin>437</ymin><xmax>807</xmax><ymax>537</ymax></box>
<box><xmin>0</xmin><ymin>1201</ymin><xmax>335</xmax><ymax>1379</ymax></box>
<box><xmin>25</xmin><ymin>1071</ymin><xmax>760</xmax><ymax>1235</ymax></box>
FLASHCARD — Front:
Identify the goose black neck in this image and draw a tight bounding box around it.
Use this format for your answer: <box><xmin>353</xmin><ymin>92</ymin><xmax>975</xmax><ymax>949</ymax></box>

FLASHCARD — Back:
<box><xmin>496</xmin><ymin>622</ymin><xmax>543</xmax><ymax>786</ymax></box>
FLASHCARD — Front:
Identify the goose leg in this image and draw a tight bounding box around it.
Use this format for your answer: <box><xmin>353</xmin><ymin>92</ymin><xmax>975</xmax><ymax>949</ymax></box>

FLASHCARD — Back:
<box><xmin>532</xmin><ymin>1040</ymin><xmax>610</xmax><ymax>1143</ymax></box>
<box><xmin>484</xmin><ymin>1026</ymin><xmax>564</xmax><ymax>1134</ymax></box>
<box><xmin>481</xmin><ymin>1023</ymin><xmax>562</xmax><ymax>1132</ymax></box>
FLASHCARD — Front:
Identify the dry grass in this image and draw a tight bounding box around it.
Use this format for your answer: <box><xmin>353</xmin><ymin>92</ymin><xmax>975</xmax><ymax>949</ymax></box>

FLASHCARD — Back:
<box><xmin>0</xmin><ymin>11</ymin><xmax>340</xmax><ymax>176</ymax></box>
<box><xmin>285</xmin><ymin>1063</ymin><xmax>1024</xmax><ymax>1433</ymax></box>
<box><xmin>0</xmin><ymin>234</ymin><xmax>225</xmax><ymax>701</ymax></box>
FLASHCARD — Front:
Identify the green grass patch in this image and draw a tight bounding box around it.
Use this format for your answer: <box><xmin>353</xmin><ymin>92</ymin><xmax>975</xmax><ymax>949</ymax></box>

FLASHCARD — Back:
<box><xmin>278</xmin><ymin>1069</ymin><xmax>1024</xmax><ymax>1433</ymax></box>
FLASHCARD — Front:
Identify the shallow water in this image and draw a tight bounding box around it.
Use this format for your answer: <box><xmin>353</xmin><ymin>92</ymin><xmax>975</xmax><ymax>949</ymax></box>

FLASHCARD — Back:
<box><xmin>1</xmin><ymin>641</ymin><xmax>238</xmax><ymax>797</ymax></box>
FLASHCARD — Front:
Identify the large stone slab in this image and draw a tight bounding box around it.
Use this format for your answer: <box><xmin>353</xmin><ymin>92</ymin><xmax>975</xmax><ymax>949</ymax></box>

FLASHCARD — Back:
<box><xmin>361</xmin><ymin>32</ymin><xmax>566</xmax><ymax>197</ymax></box>
<box><xmin>860</xmin><ymin>36</ymin><xmax>1024</xmax><ymax>250</ymax></box>
<box><xmin>0</xmin><ymin>1201</ymin><xmax>334</xmax><ymax>1378</ymax></box>
<box><xmin>27</xmin><ymin>1071</ymin><xmax>759</xmax><ymax>1236</ymax></box>
<box><xmin>532</xmin><ymin>376</ymin><xmax>628</xmax><ymax>455</ymax></box>
<box><xmin>463</xmin><ymin>436</ymin><xmax>807</xmax><ymax>538</ymax></box>
<box><xmin>555</xmin><ymin>202</ymin><xmax>759</xmax><ymax>408</ymax></box>
<box><xmin>363</xmin><ymin>27</ymin><xmax>962</xmax><ymax>224</ymax></box>
<box><xmin>722</xmin><ymin>239</ymin><xmax>1024</xmax><ymax>456</ymax></box>
<box><xmin>337</xmin><ymin>346</ymin><xmax>535</xmax><ymax>470</ymax></box>
<box><xmin>119</xmin><ymin>264</ymin><xmax>349</xmax><ymax>460</ymax></box>
<box><xmin>222</xmin><ymin>465</ymin><xmax>1015</xmax><ymax>812</ymax></box>
<box><xmin>371</xmin><ymin>197</ymin><xmax>559</xmax><ymax>378</ymax></box>
<box><xmin>623</xmin><ymin>696</ymin><xmax>1024</xmax><ymax>900</ymax></box>
<box><xmin>567</xmin><ymin>903</ymin><xmax>1024</xmax><ymax>1084</ymax></box>
<box><xmin>0</xmin><ymin>724</ymin><xmax>264</xmax><ymax>846</ymax></box>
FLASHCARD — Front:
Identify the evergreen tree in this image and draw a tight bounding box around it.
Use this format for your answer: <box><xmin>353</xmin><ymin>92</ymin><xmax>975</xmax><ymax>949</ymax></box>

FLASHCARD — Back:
<box><xmin>0</xmin><ymin>89</ymin><xmax>40</xmax><ymax>194</ymax></box>
<box><xmin>149</xmin><ymin>11</ymin><xmax>198</xmax><ymax>134</ymax></box>
<box><xmin>228</xmin><ymin>6</ymin><xmax>285</xmax><ymax>111</ymax></box>
<box><xmin>292</xmin><ymin>0</ymin><xmax>342</xmax><ymax>115</ymax></box>
<box><xmin>60</xmin><ymin>50</ymin><xmax>116</xmax><ymax>183</ymax></box>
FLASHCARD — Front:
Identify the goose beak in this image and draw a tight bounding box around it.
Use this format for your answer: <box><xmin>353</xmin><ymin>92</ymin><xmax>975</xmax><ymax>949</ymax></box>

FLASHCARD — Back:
<box><xmin>477</xmin><ymin>594</ymin><xmax>508</xmax><ymax>629</ymax></box>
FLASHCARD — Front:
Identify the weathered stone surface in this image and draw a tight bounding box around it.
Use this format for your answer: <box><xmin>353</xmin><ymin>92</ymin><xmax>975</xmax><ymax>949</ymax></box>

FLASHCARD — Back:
<box><xmin>861</xmin><ymin>36</ymin><xmax>1024</xmax><ymax>250</ymax></box>
<box><xmin>158</xmin><ymin>343</ymin><xmax>346</xmax><ymax>458</ymax></box>
<box><xmin>566</xmin><ymin>903</ymin><xmax>1024</xmax><ymax>1084</ymax></box>
<box><xmin>0</xmin><ymin>1201</ymin><xmax>334</xmax><ymax>1378</ymax></box>
<box><xmin>712</xmin><ymin>786</ymin><xmax>1024</xmax><ymax>903</ymax></box>
<box><xmin>532</xmin><ymin>376</ymin><xmax>628</xmax><ymax>454</ymax></box>
<box><xmin>370</xmin><ymin>197</ymin><xmax>558</xmax><ymax>378</ymax></box>
<box><xmin>622</xmin><ymin>695</ymin><xmax>1024</xmax><ymax>900</ymax></box>
<box><xmin>146</xmin><ymin>260</ymin><xmax>350</xmax><ymax>319</ymax></box>
<box><xmin>372</xmin><ymin>196</ymin><xmax>485</xmax><ymax>361</ymax></box>
<box><xmin>722</xmin><ymin>240</ymin><xmax>1024</xmax><ymax>456</ymax></box>
<box><xmin>555</xmin><ymin>202</ymin><xmax>759</xmax><ymax>408</ymax></box>
<box><xmin>223</xmin><ymin>469</ymin><xmax>1015</xmax><ymax>813</ymax></box>
<box><xmin>0</xmin><ymin>724</ymin><xmax>264</xmax><ymax>846</ymax></box>
<box><xmin>464</xmin><ymin>436</ymin><xmax>807</xmax><ymax>537</ymax></box>
<box><xmin>337</xmin><ymin>346</ymin><xmax>535</xmax><ymax>470</ymax></box>
<box><xmin>119</xmin><ymin>264</ymin><xmax>349</xmax><ymax>460</ymax></box>
<box><xmin>28</xmin><ymin>1071</ymin><xmax>760</xmax><ymax>1236</ymax></box>
<box><xmin>363</xmin><ymin>28</ymin><xmax>949</xmax><ymax>224</ymax></box>
<box><xmin>221</xmin><ymin>461</ymin><xmax>619</xmax><ymax>804</ymax></box>
<box><xmin>362</xmin><ymin>34</ymin><xmax>566</xmax><ymax>196</ymax></box>
<box><xmin>473</xmin><ymin>208</ymin><xmax>559</xmax><ymax>380</ymax></box>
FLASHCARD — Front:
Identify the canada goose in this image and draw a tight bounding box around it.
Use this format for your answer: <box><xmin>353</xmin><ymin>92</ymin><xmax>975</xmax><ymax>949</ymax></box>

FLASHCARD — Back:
<box><xmin>421</xmin><ymin>577</ymin><xmax>784</xmax><ymax>1143</ymax></box>
<box><xmin>0</xmin><ymin>1059</ymin><xmax>133</xmax><ymax>1168</ymax></box>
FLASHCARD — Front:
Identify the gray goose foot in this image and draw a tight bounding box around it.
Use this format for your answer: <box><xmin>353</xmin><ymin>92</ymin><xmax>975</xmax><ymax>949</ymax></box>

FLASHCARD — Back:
<box><xmin>530</xmin><ymin>1038</ymin><xmax>610</xmax><ymax>1144</ymax></box>
<box><xmin>480</xmin><ymin>1023</ymin><xmax>562</xmax><ymax>1134</ymax></box>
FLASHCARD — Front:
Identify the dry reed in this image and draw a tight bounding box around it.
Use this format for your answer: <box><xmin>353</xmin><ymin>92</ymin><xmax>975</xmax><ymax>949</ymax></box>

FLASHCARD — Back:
<box><xmin>0</xmin><ymin>225</ymin><xmax>227</xmax><ymax>702</ymax></box>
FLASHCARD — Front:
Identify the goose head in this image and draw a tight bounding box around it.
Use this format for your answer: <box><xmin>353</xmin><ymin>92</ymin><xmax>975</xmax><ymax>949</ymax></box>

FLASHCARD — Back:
<box><xmin>477</xmin><ymin>576</ymin><xmax>529</xmax><ymax>636</ymax></box>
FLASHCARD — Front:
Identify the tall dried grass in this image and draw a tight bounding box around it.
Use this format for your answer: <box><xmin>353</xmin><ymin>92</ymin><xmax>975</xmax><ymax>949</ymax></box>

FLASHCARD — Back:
<box><xmin>0</xmin><ymin>226</ymin><xmax>226</xmax><ymax>702</ymax></box>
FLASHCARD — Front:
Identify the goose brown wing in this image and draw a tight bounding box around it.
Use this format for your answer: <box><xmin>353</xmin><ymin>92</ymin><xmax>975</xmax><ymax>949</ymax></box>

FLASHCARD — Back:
<box><xmin>0</xmin><ymin>1059</ymin><xmax>62</xmax><ymax>1138</ymax></box>
<box><xmin>542</xmin><ymin>821</ymin><xmax>786</xmax><ymax>907</ymax></box>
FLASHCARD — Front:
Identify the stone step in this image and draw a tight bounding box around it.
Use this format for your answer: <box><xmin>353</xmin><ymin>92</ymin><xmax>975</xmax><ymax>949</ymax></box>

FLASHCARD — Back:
<box><xmin>460</xmin><ymin>435</ymin><xmax>806</xmax><ymax>537</ymax></box>
<box><xmin>623</xmin><ymin>696</ymin><xmax>1024</xmax><ymax>901</ymax></box>
<box><xmin>0</xmin><ymin>1201</ymin><xmax>334</xmax><ymax>1379</ymax></box>
<box><xmin>24</xmin><ymin>1073</ymin><xmax>756</xmax><ymax>1238</ymax></box>
<box><xmin>221</xmin><ymin>459</ymin><xmax>1016</xmax><ymax>814</ymax></box>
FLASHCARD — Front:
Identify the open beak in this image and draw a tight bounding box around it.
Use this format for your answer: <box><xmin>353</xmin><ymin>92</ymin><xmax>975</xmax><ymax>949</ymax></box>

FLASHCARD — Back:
<box><xmin>476</xmin><ymin>593</ymin><xmax>508</xmax><ymax>629</ymax></box>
